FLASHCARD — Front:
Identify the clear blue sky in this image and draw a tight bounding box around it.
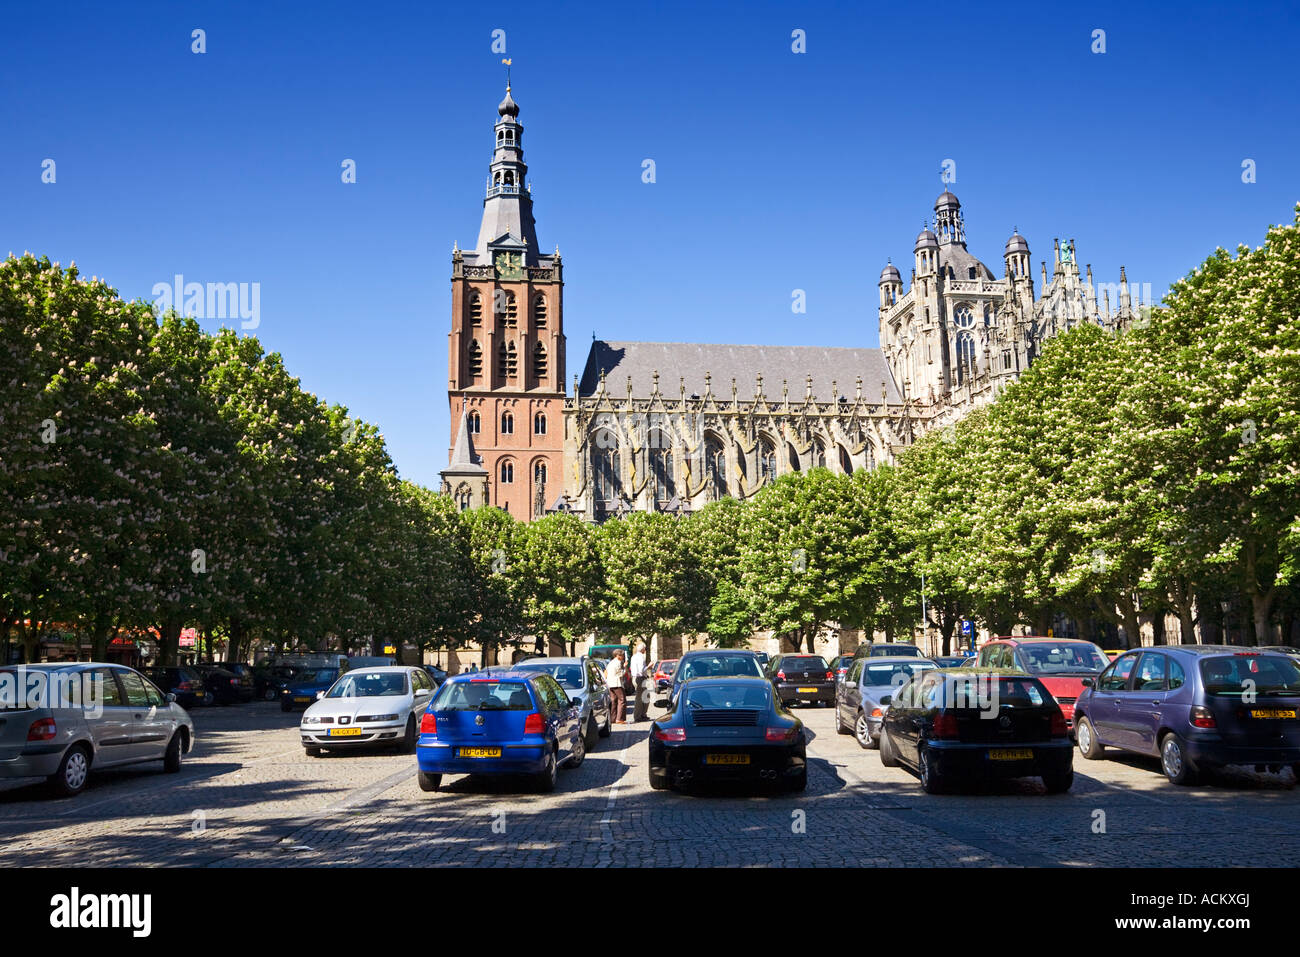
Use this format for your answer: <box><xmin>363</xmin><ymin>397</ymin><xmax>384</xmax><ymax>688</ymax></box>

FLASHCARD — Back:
<box><xmin>4</xmin><ymin>0</ymin><xmax>1297</xmax><ymax>489</ymax></box>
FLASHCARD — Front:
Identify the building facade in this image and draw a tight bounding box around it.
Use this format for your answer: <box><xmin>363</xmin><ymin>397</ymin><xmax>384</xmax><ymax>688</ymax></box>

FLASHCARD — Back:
<box><xmin>443</xmin><ymin>87</ymin><xmax>1139</xmax><ymax>520</ymax></box>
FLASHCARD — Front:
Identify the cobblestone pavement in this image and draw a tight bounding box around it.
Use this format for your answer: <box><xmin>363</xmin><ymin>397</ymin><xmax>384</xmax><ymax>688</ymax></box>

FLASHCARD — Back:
<box><xmin>2</xmin><ymin>701</ymin><xmax>1297</xmax><ymax>867</ymax></box>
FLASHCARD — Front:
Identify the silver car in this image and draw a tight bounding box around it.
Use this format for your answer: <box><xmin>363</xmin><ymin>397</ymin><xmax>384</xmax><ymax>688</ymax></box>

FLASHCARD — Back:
<box><xmin>299</xmin><ymin>666</ymin><xmax>435</xmax><ymax>756</ymax></box>
<box><xmin>508</xmin><ymin>657</ymin><xmax>612</xmax><ymax>750</ymax></box>
<box><xmin>0</xmin><ymin>663</ymin><xmax>195</xmax><ymax>797</ymax></box>
<box><xmin>834</xmin><ymin>656</ymin><xmax>937</xmax><ymax>748</ymax></box>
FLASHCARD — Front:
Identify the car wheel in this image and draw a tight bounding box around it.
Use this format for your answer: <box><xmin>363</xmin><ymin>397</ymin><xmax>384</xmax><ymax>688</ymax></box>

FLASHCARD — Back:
<box><xmin>565</xmin><ymin>728</ymin><xmax>586</xmax><ymax>768</ymax></box>
<box><xmin>163</xmin><ymin>731</ymin><xmax>185</xmax><ymax>773</ymax></box>
<box><xmin>263</xmin><ymin>688</ymin><xmax>276</xmax><ymax>701</ymax></box>
<box><xmin>535</xmin><ymin>749</ymin><xmax>558</xmax><ymax>792</ymax></box>
<box><xmin>398</xmin><ymin>715</ymin><xmax>417</xmax><ymax>754</ymax></box>
<box><xmin>649</xmin><ymin>766</ymin><xmax>671</xmax><ymax>790</ymax></box>
<box><xmin>598</xmin><ymin>709</ymin><xmax>611</xmax><ymax>738</ymax></box>
<box><xmin>918</xmin><ymin>746</ymin><xmax>947</xmax><ymax>794</ymax></box>
<box><xmin>1042</xmin><ymin>768</ymin><xmax>1073</xmax><ymax>794</ymax></box>
<box><xmin>878</xmin><ymin>728</ymin><xmax>901</xmax><ymax>768</ymax></box>
<box><xmin>786</xmin><ymin>767</ymin><xmax>808</xmax><ymax>792</ymax></box>
<box><xmin>1160</xmin><ymin>732</ymin><xmax>1199</xmax><ymax>785</ymax></box>
<box><xmin>418</xmin><ymin>770</ymin><xmax>441</xmax><ymax>792</ymax></box>
<box><xmin>1076</xmin><ymin>716</ymin><xmax>1105</xmax><ymax>760</ymax></box>
<box><xmin>854</xmin><ymin>711</ymin><xmax>875</xmax><ymax>750</ymax></box>
<box><xmin>49</xmin><ymin>745</ymin><xmax>91</xmax><ymax>797</ymax></box>
<box><xmin>834</xmin><ymin>705</ymin><xmax>848</xmax><ymax>734</ymax></box>
<box><xmin>584</xmin><ymin>715</ymin><xmax>599</xmax><ymax>751</ymax></box>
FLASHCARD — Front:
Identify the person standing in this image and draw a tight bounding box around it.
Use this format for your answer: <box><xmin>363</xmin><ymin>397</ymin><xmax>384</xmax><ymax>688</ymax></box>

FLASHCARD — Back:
<box><xmin>605</xmin><ymin>651</ymin><xmax>627</xmax><ymax>724</ymax></box>
<box><xmin>630</xmin><ymin>642</ymin><xmax>649</xmax><ymax>723</ymax></box>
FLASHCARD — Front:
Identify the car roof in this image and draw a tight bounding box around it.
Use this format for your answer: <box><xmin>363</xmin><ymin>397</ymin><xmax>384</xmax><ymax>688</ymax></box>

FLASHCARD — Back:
<box><xmin>859</xmin><ymin>656</ymin><xmax>936</xmax><ymax>664</ymax></box>
<box><xmin>946</xmin><ymin>666</ymin><xmax>1033</xmax><ymax>676</ymax></box>
<box><xmin>989</xmin><ymin>636</ymin><xmax>1096</xmax><ymax>645</ymax></box>
<box><xmin>446</xmin><ymin>671</ymin><xmax>533</xmax><ymax>683</ymax></box>
<box><xmin>510</xmin><ymin>657</ymin><xmax>582</xmax><ymax>666</ymax></box>
<box><xmin>1143</xmin><ymin>645</ymin><xmax>1295</xmax><ymax>657</ymax></box>
<box><xmin>336</xmin><ymin>665</ymin><xmax>413</xmax><ymax>673</ymax></box>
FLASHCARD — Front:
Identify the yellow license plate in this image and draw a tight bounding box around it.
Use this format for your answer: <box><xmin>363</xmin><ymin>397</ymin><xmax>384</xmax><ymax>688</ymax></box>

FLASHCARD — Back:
<box><xmin>460</xmin><ymin>747</ymin><xmax>502</xmax><ymax>758</ymax></box>
<box><xmin>329</xmin><ymin>728</ymin><xmax>363</xmax><ymax>737</ymax></box>
<box><xmin>704</xmin><ymin>753</ymin><xmax>750</xmax><ymax>765</ymax></box>
<box><xmin>1250</xmin><ymin>709</ymin><xmax>1296</xmax><ymax>719</ymax></box>
<box><xmin>293</xmin><ymin>696</ymin><xmax>312</xmax><ymax>702</ymax></box>
<box><xmin>797</xmin><ymin>687</ymin><xmax>817</xmax><ymax>693</ymax></box>
<box><xmin>987</xmin><ymin>748</ymin><xmax>1033</xmax><ymax>761</ymax></box>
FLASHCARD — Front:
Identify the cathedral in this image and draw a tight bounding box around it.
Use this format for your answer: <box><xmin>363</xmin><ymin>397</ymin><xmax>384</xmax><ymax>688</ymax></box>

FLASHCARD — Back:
<box><xmin>441</xmin><ymin>86</ymin><xmax>1140</xmax><ymax>521</ymax></box>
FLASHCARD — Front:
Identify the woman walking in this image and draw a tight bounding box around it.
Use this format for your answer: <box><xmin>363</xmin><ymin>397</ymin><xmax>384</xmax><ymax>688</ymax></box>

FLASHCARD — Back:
<box><xmin>605</xmin><ymin>650</ymin><xmax>627</xmax><ymax>724</ymax></box>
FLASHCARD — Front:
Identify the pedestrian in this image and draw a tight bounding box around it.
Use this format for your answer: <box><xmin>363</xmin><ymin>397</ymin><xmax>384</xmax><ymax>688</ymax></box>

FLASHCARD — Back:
<box><xmin>605</xmin><ymin>651</ymin><xmax>627</xmax><ymax>724</ymax></box>
<box><xmin>630</xmin><ymin>641</ymin><xmax>649</xmax><ymax>723</ymax></box>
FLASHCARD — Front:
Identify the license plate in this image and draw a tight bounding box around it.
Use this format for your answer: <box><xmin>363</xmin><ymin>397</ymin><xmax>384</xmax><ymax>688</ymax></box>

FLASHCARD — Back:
<box><xmin>293</xmin><ymin>696</ymin><xmax>311</xmax><ymax>703</ymax></box>
<box><xmin>987</xmin><ymin>748</ymin><xmax>1033</xmax><ymax>761</ymax></box>
<box><xmin>1250</xmin><ymin>709</ymin><xmax>1297</xmax><ymax>719</ymax></box>
<box><xmin>329</xmin><ymin>728</ymin><xmax>363</xmax><ymax>737</ymax></box>
<box><xmin>797</xmin><ymin>687</ymin><xmax>817</xmax><ymax>693</ymax></box>
<box><xmin>459</xmin><ymin>747</ymin><xmax>502</xmax><ymax>758</ymax></box>
<box><xmin>704</xmin><ymin>753</ymin><xmax>750</xmax><ymax>765</ymax></box>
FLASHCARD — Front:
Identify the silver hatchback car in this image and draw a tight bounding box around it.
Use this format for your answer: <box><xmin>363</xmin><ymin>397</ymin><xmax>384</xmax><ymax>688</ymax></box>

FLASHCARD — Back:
<box><xmin>0</xmin><ymin>663</ymin><xmax>195</xmax><ymax>797</ymax></box>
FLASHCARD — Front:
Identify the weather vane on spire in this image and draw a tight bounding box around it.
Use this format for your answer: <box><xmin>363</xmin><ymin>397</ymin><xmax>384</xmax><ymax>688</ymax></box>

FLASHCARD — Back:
<box><xmin>502</xmin><ymin>57</ymin><xmax>512</xmax><ymax>89</ymax></box>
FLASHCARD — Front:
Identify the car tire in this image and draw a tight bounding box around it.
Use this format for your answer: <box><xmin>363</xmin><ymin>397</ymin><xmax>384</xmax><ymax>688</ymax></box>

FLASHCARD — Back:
<box><xmin>1076</xmin><ymin>716</ymin><xmax>1105</xmax><ymax>760</ymax></box>
<box><xmin>535</xmin><ymin>749</ymin><xmax>558</xmax><ymax>793</ymax></box>
<box><xmin>1160</xmin><ymin>732</ymin><xmax>1199</xmax><ymax>786</ymax></box>
<box><xmin>163</xmin><ymin>731</ymin><xmax>185</xmax><ymax>773</ymax></box>
<box><xmin>584</xmin><ymin>715</ymin><xmax>599</xmax><ymax>751</ymax></box>
<box><xmin>598</xmin><ymin>709</ymin><xmax>611</xmax><ymax>738</ymax></box>
<box><xmin>918</xmin><ymin>746</ymin><xmax>947</xmax><ymax>794</ymax></box>
<box><xmin>397</xmin><ymin>715</ymin><xmax>416</xmax><ymax>754</ymax></box>
<box><xmin>1042</xmin><ymin>768</ymin><xmax>1073</xmax><ymax>794</ymax></box>
<box><xmin>878</xmin><ymin>728</ymin><xmax>901</xmax><ymax>768</ymax></box>
<box><xmin>49</xmin><ymin>745</ymin><xmax>91</xmax><ymax>797</ymax></box>
<box><xmin>834</xmin><ymin>706</ymin><xmax>848</xmax><ymax>734</ymax></box>
<box><xmin>649</xmin><ymin>766</ymin><xmax>671</xmax><ymax>790</ymax></box>
<box><xmin>418</xmin><ymin>770</ymin><xmax>441</xmax><ymax>792</ymax></box>
<box><xmin>786</xmin><ymin>767</ymin><xmax>808</xmax><ymax>792</ymax></box>
<box><xmin>564</xmin><ymin>728</ymin><xmax>586</xmax><ymax>769</ymax></box>
<box><xmin>263</xmin><ymin>688</ymin><xmax>276</xmax><ymax>702</ymax></box>
<box><xmin>854</xmin><ymin>711</ymin><xmax>875</xmax><ymax>750</ymax></box>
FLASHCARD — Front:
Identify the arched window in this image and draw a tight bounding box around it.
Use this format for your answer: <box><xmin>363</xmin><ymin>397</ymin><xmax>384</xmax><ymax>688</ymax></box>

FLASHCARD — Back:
<box><xmin>533</xmin><ymin>342</ymin><xmax>548</xmax><ymax>378</ymax></box>
<box><xmin>501</xmin><ymin>411</ymin><xmax>514</xmax><ymax>435</ymax></box>
<box><xmin>503</xmin><ymin>170</ymin><xmax>515</xmax><ymax>186</ymax></box>
<box><xmin>955</xmin><ymin>333</ymin><xmax>977</xmax><ymax>384</ymax></box>
<box><xmin>594</xmin><ymin>426</ymin><xmax>620</xmax><ymax>513</ymax></box>
<box><xmin>534</xmin><ymin>411</ymin><xmax>546</xmax><ymax>435</ymax></box>
<box><xmin>496</xmin><ymin>289</ymin><xmax>517</xmax><ymax>327</ymax></box>
<box><xmin>759</xmin><ymin>438</ymin><xmax>777</xmax><ymax>484</ymax></box>
<box><xmin>468</xmin><ymin>410</ymin><xmax>481</xmax><ymax>434</ymax></box>
<box><xmin>649</xmin><ymin>430</ymin><xmax>674</xmax><ymax>504</ymax></box>
<box><xmin>705</xmin><ymin>434</ymin><xmax>727</xmax><ymax>500</ymax></box>
<box><xmin>498</xmin><ymin>341</ymin><xmax>517</xmax><ymax>378</ymax></box>
<box><xmin>499</xmin><ymin>461</ymin><xmax>514</xmax><ymax>484</ymax></box>
<box><xmin>838</xmin><ymin>444</ymin><xmax>853</xmax><ymax>474</ymax></box>
<box><xmin>534</xmin><ymin>461</ymin><xmax>547</xmax><ymax>487</ymax></box>
<box><xmin>787</xmin><ymin>442</ymin><xmax>801</xmax><ymax>472</ymax></box>
<box><xmin>467</xmin><ymin>340</ymin><xmax>482</xmax><ymax>378</ymax></box>
<box><xmin>454</xmin><ymin>483</ymin><xmax>471</xmax><ymax>511</ymax></box>
<box><xmin>533</xmin><ymin>294</ymin><xmax>547</xmax><ymax>328</ymax></box>
<box><xmin>468</xmin><ymin>292</ymin><xmax>482</xmax><ymax>326</ymax></box>
<box><xmin>813</xmin><ymin>439</ymin><xmax>827</xmax><ymax>470</ymax></box>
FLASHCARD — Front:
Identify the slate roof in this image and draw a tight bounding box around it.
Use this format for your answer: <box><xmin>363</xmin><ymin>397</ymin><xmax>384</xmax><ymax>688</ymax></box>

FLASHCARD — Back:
<box><xmin>577</xmin><ymin>341</ymin><xmax>901</xmax><ymax>403</ymax></box>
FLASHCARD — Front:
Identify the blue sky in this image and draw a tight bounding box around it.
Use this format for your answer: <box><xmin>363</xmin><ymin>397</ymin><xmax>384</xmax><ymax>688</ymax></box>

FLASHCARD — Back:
<box><xmin>3</xmin><ymin>0</ymin><xmax>1297</xmax><ymax>489</ymax></box>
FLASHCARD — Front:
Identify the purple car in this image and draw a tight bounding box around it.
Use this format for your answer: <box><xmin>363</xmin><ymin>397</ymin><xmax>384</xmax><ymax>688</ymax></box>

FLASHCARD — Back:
<box><xmin>1074</xmin><ymin>646</ymin><xmax>1300</xmax><ymax>785</ymax></box>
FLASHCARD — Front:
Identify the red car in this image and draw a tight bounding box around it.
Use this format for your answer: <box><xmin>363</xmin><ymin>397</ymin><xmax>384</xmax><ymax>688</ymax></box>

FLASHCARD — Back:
<box><xmin>651</xmin><ymin>659</ymin><xmax>678</xmax><ymax>691</ymax></box>
<box><xmin>973</xmin><ymin>637</ymin><xmax>1110</xmax><ymax>732</ymax></box>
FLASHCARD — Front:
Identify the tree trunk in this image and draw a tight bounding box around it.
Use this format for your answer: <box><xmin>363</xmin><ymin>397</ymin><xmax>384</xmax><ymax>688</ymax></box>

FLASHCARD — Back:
<box><xmin>158</xmin><ymin>615</ymin><xmax>183</xmax><ymax>667</ymax></box>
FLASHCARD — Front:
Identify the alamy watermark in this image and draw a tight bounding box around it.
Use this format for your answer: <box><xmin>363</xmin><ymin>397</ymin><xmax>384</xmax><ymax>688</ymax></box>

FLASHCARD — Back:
<box><xmin>152</xmin><ymin>274</ymin><xmax>260</xmax><ymax>329</ymax></box>
<box><xmin>0</xmin><ymin>667</ymin><xmax>105</xmax><ymax>717</ymax></box>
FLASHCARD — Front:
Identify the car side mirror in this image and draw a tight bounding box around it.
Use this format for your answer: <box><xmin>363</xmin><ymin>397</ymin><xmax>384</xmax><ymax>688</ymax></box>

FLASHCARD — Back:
<box><xmin>570</xmin><ymin>697</ymin><xmax>582</xmax><ymax>708</ymax></box>
<box><xmin>1081</xmin><ymin>678</ymin><xmax>1094</xmax><ymax>688</ymax></box>
<box><xmin>844</xmin><ymin>681</ymin><xmax>857</xmax><ymax>689</ymax></box>
<box><xmin>165</xmin><ymin>693</ymin><xmax>177</xmax><ymax>704</ymax></box>
<box><xmin>315</xmin><ymin>691</ymin><xmax>325</xmax><ymax>700</ymax></box>
<box><xmin>654</xmin><ymin>697</ymin><xmax>669</xmax><ymax>708</ymax></box>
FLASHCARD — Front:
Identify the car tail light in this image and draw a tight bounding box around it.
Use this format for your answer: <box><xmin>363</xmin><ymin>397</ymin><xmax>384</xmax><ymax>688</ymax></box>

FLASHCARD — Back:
<box><xmin>1191</xmin><ymin>706</ymin><xmax>1216</xmax><ymax>729</ymax></box>
<box><xmin>825</xmin><ymin>671</ymin><xmax>834</xmax><ymax>681</ymax></box>
<box><xmin>870</xmin><ymin>708</ymin><xmax>883</xmax><ymax>718</ymax></box>
<box><xmin>1049</xmin><ymin>709</ymin><xmax>1069</xmax><ymax>736</ymax></box>
<box><xmin>27</xmin><ymin>718</ymin><xmax>56</xmax><ymax>741</ymax></box>
<box><xmin>654</xmin><ymin>726</ymin><xmax>686</xmax><ymax>742</ymax></box>
<box><xmin>931</xmin><ymin>712</ymin><xmax>960</xmax><ymax>739</ymax></box>
<box><xmin>776</xmin><ymin>671</ymin><xmax>786</xmax><ymax>681</ymax></box>
<box><xmin>229</xmin><ymin>678</ymin><xmax>239</xmax><ymax>687</ymax></box>
<box><xmin>420</xmin><ymin>712</ymin><xmax>437</xmax><ymax>734</ymax></box>
<box><xmin>523</xmin><ymin>712</ymin><xmax>545</xmax><ymax>734</ymax></box>
<box><xmin>764</xmin><ymin>726</ymin><xmax>798</xmax><ymax>742</ymax></box>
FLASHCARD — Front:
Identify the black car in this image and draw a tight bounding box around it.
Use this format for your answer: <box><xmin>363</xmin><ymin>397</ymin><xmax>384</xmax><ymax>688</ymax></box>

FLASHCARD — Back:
<box><xmin>193</xmin><ymin>663</ymin><xmax>255</xmax><ymax>705</ymax></box>
<box><xmin>767</xmin><ymin>654</ymin><xmax>836</xmax><ymax>707</ymax></box>
<box><xmin>142</xmin><ymin>666</ymin><xmax>210</xmax><ymax>709</ymax></box>
<box><xmin>252</xmin><ymin>663</ymin><xmax>300</xmax><ymax>701</ymax></box>
<box><xmin>649</xmin><ymin>676</ymin><xmax>806</xmax><ymax>793</ymax></box>
<box><xmin>658</xmin><ymin>649</ymin><xmax>766</xmax><ymax>707</ymax></box>
<box><xmin>422</xmin><ymin>664</ymin><xmax>448</xmax><ymax>687</ymax></box>
<box><xmin>878</xmin><ymin>668</ymin><xmax>1074</xmax><ymax>794</ymax></box>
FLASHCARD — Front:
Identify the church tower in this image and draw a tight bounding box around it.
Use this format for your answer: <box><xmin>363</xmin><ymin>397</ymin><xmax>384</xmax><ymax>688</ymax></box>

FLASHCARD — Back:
<box><xmin>443</xmin><ymin>83</ymin><xmax>566</xmax><ymax>520</ymax></box>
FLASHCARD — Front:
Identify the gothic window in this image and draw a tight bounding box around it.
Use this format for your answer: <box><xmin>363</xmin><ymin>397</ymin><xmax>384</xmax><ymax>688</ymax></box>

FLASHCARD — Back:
<box><xmin>533</xmin><ymin>294</ymin><xmax>547</xmax><ymax>328</ymax></box>
<box><xmin>503</xmin><ymin>170</ymin><xmax>515</xmax><ymax>186</ymax></box>
<box><xmin>968</xmin><ymin>267</ymin><xmax>977</xmax><ymax>280</ymax></box>
<box><xmin>467</xmin><ymin>339</ymin><xmax>482</xmax><ymax>378</ymax></box>
<box><xmin>1003</xmin><ymin>350</ymin><xmax>1013</xmax><ymax>371</ymax></box>
<box><xmin>594</xmin><ymin>429</ymin><xmax>620</xmax><ymax>511</ymax></box>
<box><xmin>501</xmin><ymin>411</ymin><xmax>514</xmax><ymax>435</ymax></box>
<box><xmin>813</xmin><ymin>439</ymin><xmax>827</xmax><ymax>470</ymax></box>
<box><xmin>787</xmin><ymin>443</ymin><xmax>801</xmax><ymax>472</ymax></box>
<box><xmin>534</xmin><ymin>461</ymin><xmax>547</xmax><ymax>489</ymax></box>
<box><xmin>955</xmin><ymin>333</ymin><xmax>977</xmax><ymax>384</ymax></box>
<box><xmin>500</xmin><ymin>460</ymin><xmax>514</xmax><ymax>484</ymax></box>
<box><xmin>494</xmin><ymin>172</ymin><xmax>501</xmax><ymax>185</ymax></box>
<box><xmin>534</xmin><ymin>411</ymin><xmax>546</xmax><ymax>435</ymax></box>
<box><xmin>838</xmin><ymin>445</ymin><xmax>853</xmax><ymax>474</ymax></box>
<box><xmin>468</xmin><ymin>292</ymin><xmax>483</xmax><ymax>326</ymax></box>
<box><xmin>953</xmin><ymin>304</ymin><xmax>976</xmax><ymax>331</ymax></box>
<box><xmin>468</xmin><ymin>410</ymin><xmax>481</xmax><ymax>434</ymax></box>
<box><xmin>759</xmin><ymin>438</ymin><xmax>776</xmax><ymax>485</ymax></box>
<box><xmin>533</xmin><ymin>342</ymin><xmax>548</xmax><ymax>378</ymax></box>
<box><xmin>498</xmin><ymin>341</ymin><xmax>517</xmax><ymax>378</ymax></box>
<box><xmin>705</xmin><ymin>434</ymin><xmax>727</xmax><ymax>500</ymax></box>
<box><xmin>496</xmin><ymin>290</ymin><xmax>518</xmax><ymax>327</ymax></box>
<box><xmin>454</xmin><ymin>484</ymin><xmax>471</xmax><ymax>511</ymax></box>
<box><xmin>649</xmin><ymin>431</ymin><xmax>674</xmax><ymax>504</ymax></box>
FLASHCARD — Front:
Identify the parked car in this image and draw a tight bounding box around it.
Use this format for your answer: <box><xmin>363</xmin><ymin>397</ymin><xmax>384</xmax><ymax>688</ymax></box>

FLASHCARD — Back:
<box><xmin>933</xmin><ymin>656</ymin><xmax>971</xmax><ymax>669</ymax></box>
<box><xmin>854</xmin><ymin>643</ymin><xmax>925</xmax><ymax>659</ymax></box>
<box><xmin>252</xmin><ymin>663</ymin><xmax>299</xmax><ymax>701</ymax></box>
<box><xmin>753</xmin><ymin>652</ymin><xmax>770</xmax><ymax>668</ymax></box>
<box><xmin>828</xmin><ymin>654</ymin><xmax>856</xmax><ymax>682</ymax></box>
<box><xmin>648</xmin><ymin>676</ymin><xmax>806</xmax><ymax>793</ymax></box>
<box><xmin>878</xmin><ymin>668</ymin><xmax>1074</xmax><ymax>794</ymax></box>
<box><xmin>835</xmin><ymin>656</ymin><xmax>937</xmax><ymax>748</ymax></box>
<box><xmin>0</xmin><ymin>663</ymin><xmax>195</xmax><ymax>797</ymax></box>
<box><xmin>509</xmin><ymin>656</ymin><xmax>611</xmax><ymax>750</ymax></box>
<box><xmin>660</xmin><ymin>650</ymin><xmax>766</xmax><ymax>707</ymax></box>
<box><xmin>415</xmin><ymin>671</ymin><xmax>584</xmax><ymax>793</ymax></box>
<box><xmin>422</xmin><ymin>664</ymin><xmax>449</xmax><ymax>686</ymax></box>
<box><xmin>766</xmin><ymin>654</ymin><xmax>836</xmax><ymax>707</ymax></box>
<box><xmin>280</xmin><ymin>667</ymin><xmax>341</xmax><ymax>712</ymax></box>
<box><xmin>298</xmin><ymin>666</ymin><xmax>436</xmax><ymax>756</ymax></box>
<box><xmin>651</xmin><ymin>659</ymin><xmax>678</xmax><ymax>691</ymax></box>
<box><xmin>1258</xmin><ymin>646</ymin><xmax>1300</xmax><ymax>665</ymax></box>
<box><xmin>1074</xmin><ymin>646</ymin><xmax>1300</xmax><ymax>785</ymax></box>
<box><xmin>192</xmin><ymin>664</ymin><xmax>255</xmax><ymax>705</ymax></box>
<box><xmin>974</xmin><ymin>637</ymin><xmax>1109</xmax><ymax>733</ymax></box>
<box><xmin>588</xmin><ymin>643</ymin><xmax>630</xmax><ymax>662</ymax></box>
<box><xmin>142</xmin><ymin>665</ymin><xmax>210</xmax><ymax>709</ymax></box>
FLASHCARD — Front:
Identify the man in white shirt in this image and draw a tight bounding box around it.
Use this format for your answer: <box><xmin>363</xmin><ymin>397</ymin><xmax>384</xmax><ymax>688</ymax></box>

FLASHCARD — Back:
<box><xmin>629</xmin><ymin>643</ymin><xmax>649</xmax><ymax>723</ymax></box>
<box><xmin>604</xmin><ymin>652</ymin><xmax>627</xmax><ymax>725</ymax></box>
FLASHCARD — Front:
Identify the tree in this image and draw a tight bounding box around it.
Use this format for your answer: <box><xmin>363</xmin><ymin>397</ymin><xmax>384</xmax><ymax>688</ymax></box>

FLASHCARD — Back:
<box><xmin>516</xmin><ymin>513</ymin><xmax>602</xmax><ymax>656</ymax></box>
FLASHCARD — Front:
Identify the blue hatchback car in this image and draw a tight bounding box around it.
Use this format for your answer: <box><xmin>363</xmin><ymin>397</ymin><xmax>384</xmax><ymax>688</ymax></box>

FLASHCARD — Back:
<box><xmin>1074</xmin><ymin>646</ymin><xmax>1300</xmax><ymax>785</ymax></box>
<box><xmin>416</xmin><ymin>672</ymin><xmax>584</xmax><ymax>793</ymax></box>
<box><xmin>279</xmin><ymin>667</ymin><xmax>341</xmax><ymax>712</ymax></box>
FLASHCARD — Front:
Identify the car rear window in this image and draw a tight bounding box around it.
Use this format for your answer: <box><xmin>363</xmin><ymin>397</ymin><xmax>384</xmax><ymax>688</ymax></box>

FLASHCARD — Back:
<box><xmin>513</xmin><ymin>663</ymin><xmax>583</xmax><ymax>689</ymax></box>
<box><xmin>1200</xmin><ymin>655</ymin><xmax>1300</xmax><ymax>696</ymax></box>
<box><xmin>1017</xmin><ymin>642</ymin><xmax>1108</xmax><ymax>674</ymax></box>
<box><xmin>326</xmin><ymin>671</ymin><xmax>408</xmax><ymax>698</ymax></box>
<box><xmin>862</xmin><ymin>661</ymin><xmax>934</xmax><ymax>686</ymax></box>
<box><xmin>678</xmin><ymin>656</ymin><xmax>763</xmax><ymax>681</ymax></box>
<box><xmin>937</xmin><ymin>675</ymin><xmax>1050</xmax><ymax>709</ymax></box>
<box><xmin>435</xmin><ymin>680</ymin><xmax>536</xmax><ymax>711</ymax></box>
<box><xmin>684</xmin><ymin>683</ymin><xmax>769</xmax><ymax>710</ymax></box>
<box><xmin>780</xmin><ymin>656</ymin><xmax>828</xmax><ymax>670</ymax></box>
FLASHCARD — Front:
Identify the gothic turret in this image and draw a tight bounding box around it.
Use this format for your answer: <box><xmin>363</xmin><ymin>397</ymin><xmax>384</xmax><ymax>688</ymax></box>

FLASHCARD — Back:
<box><xmin>474</xmin><ymin>83</ymin><xmax>541</xmax><ymax>264</ymax></box>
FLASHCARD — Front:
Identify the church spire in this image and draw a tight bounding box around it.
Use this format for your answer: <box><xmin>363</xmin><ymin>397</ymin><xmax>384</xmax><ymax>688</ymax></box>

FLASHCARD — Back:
<box><xmin>472</xmin><ymin>82</ymin><xmax>541</xmax><ymax>264</ymax></box>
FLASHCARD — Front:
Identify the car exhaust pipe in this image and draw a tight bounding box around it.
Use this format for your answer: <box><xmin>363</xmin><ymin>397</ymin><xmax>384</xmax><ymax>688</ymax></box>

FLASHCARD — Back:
<box><xmin>759</xmin><ymin>769</ymin><xmax>777</xmax><ymax>780</ymax></box>
<box><xmin>676</xmin><ymin>770</ymin><xmax>694</xmax><ymax>783</ymax></box>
